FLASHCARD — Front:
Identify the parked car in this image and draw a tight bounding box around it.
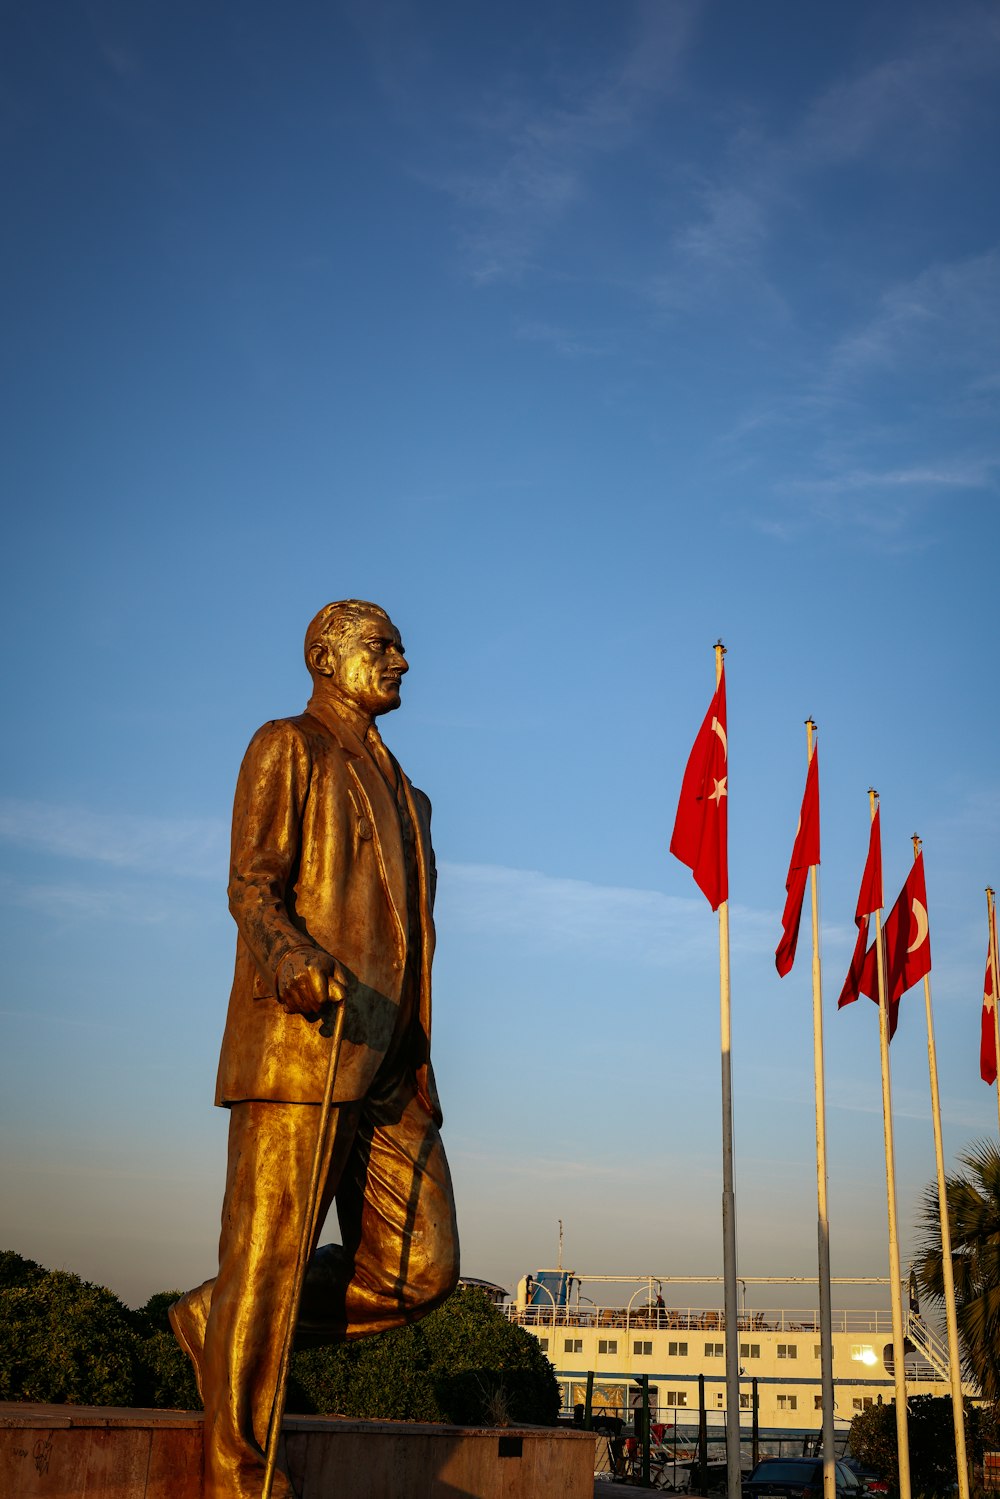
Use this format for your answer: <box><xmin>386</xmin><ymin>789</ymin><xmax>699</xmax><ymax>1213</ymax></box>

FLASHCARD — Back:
<box><xmin>841</xmin><ymin>1458</ymin><xmax>890</xmax><ymax>1496</ymax></box>
<box><xmin>742</xmin><ymin>1457</ymin><xmax>864</xmax><ymax>1499</ymax></box>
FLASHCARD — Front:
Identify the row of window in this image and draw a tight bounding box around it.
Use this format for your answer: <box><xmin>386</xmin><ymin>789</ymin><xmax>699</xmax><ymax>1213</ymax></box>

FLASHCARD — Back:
<box><xmin>544</xmin><ymin>1336</ymin><xmax>879</xmax><ymax>1364</ymax></box>
<box><xmin>564</xmin><ymin>1386</ymin><xmax>882</xmax><ymax>1415</ymax></box>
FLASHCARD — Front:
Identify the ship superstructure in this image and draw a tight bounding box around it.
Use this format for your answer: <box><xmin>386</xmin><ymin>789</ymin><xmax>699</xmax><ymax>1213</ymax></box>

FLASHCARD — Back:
<box><xmin>503</xmin><ymin>1271</ymin><xmax>965</xmax><ymax>1441</ymax></box>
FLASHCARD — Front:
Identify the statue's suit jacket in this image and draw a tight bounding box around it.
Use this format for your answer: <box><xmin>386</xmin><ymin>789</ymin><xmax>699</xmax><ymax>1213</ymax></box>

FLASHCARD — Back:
<box><xmin>215</xmin><ymin>696</ymin><xmax>440</xmax><ymax>1122</ymax></box>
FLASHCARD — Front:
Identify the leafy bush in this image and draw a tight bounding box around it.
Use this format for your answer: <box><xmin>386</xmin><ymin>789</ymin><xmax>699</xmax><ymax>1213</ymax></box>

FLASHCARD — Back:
<box><xmin>0</xmin><ymin>1269</ymin><xmax>141</xmax><ymax>1405</ymax></box>
<box><xmin>0</xmin><ymin>1256</ymin><xmax>555</xmax><ymax>1425</ymax></box>
<box><xmin>849</xmin><ymin>1393</ymin><xmax>1000</xmax><ymax>1497</ymax></box>
<box><xmin>0</xmin><ymin>1251</ymin><xmax>46</xmax><ymax>1291</ymax></box>
<box><xmin>291</xmin><ymin>1286</ymin><xmax>560</xmax><ymax>1426</ymax></box>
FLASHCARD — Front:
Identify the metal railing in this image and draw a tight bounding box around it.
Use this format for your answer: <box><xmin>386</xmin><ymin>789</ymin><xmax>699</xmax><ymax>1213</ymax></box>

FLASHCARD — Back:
<box><xmin>506</xmin><ymin>1304</ymin><xmax>899</xmax><ymax>1335</ymax></box>
<box><xmin>904</xmin><ymin>1311</ymin><xmax>952</xmax><ymax>1382</ymax></box>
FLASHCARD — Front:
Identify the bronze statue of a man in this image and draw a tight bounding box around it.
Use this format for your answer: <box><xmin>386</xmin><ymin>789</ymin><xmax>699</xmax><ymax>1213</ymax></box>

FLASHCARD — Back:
<box><xmin>171</xmin><ymin>600</ymin><xmax>460</xmax><ymax>1499</ymax></box>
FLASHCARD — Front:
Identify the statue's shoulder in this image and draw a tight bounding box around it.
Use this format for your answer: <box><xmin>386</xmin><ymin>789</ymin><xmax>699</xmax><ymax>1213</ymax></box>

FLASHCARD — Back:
<box><xmin>244</xmin><ymin>709</ymin><xmax>361</xmax><ymax>765</ymax></box>
<box><xmin>239</xmin><ymin>714</ymin><xmax>321</xmax><ymax>775</ymax></box>
<box><xmin>244</xmin><ymin>712</ymin><xmax>314</xmax><ymax>750</ymax></box>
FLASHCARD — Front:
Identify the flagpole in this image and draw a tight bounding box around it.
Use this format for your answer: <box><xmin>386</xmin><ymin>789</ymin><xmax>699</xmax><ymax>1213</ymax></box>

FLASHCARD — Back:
<box><xmin>714</xmin><ymin>642</ymin><xmax>740</xmax><ymax>1499</ymax></box>
<box><xmin>806</xmin><ymin>722</ymin><xmax>835</xmax><ymax>1499</ymax></box>
<box><xmin>870</xmin><ymin>790</ymin><xmax>911</xmax><ymax>1499</ymax></box>
<box><xmin>914</xmin><ymin>836</ymin><xmax>969</xmax><ymax>1499</ymax></box>
<box><xmin>988</xmin><ymin>889</ymin><xmax>1000</xmax><ymax>1141</ymax></box>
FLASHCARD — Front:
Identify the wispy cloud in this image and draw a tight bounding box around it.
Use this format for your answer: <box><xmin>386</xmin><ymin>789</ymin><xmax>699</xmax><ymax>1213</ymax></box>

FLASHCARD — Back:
<box><xmin>826</xmin><ymin>249</ymin><xmax>1000</xmax><ymax>386</ymax></box>
<box><xmin>795</xmin><ymin>6</ymin><xmax>1000</xmax><ymax>168</ymax></box>
<box><xmin>0</xmin><ymin>798</ymin><xmax>227</xmax><ymax>880</ymax></box>
<box><xmin>437</xmin><ymin>860</ymin><xmax>773</xmax><ymax>967</ymax></box>
<box><xmin>655</xmin><ymin>8</ymin><xmax>1000</xmax><ymax>319</ymax></box>
<box><xmin>783</xmin><ymin>463</ymin><xmax>996</xmax><ymax>496</ymax></box>
<box><xmin>754</xmin><ymin>459</ymin><xmax>998</xmax><ymax>542</ymax></box>
<box><xmin>829</xmin><ymin>1075</ymin><xmax>988</xmax><ymax>1130</ymax></box>
<box><xmin>513</xmin><ymin>318</ymin><xmax>609</xmax><ymax>359</ymax></box>
<box><xmin>11</xmin><ymin>880</ymin><xmax>177</xmax><ymax>925</ymax></box>
<box><xmin>420</xmin><ymin>0</ymin><xmax>699</xmax><ymax>282</ymax></box>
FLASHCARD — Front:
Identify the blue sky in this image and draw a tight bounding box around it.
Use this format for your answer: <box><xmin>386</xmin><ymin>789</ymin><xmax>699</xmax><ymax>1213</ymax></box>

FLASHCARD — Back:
<box><xmin>2</xmin><ymin>0</ymin><xmax>999</xmax><ymax>1312</ymax></box>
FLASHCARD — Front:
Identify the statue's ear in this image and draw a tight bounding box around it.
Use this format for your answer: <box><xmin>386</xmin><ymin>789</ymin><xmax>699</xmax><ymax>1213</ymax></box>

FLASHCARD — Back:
<box><xmin>308</xmin><ymin>641</ymin><xmax>334</xmax><ymax>678</ymax></box>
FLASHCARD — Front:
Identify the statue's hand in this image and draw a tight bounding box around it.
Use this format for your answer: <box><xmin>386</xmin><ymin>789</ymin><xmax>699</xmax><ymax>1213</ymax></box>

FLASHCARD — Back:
<box><xmin>276</xmin><ymin>951</ymin><xmax>352</xmax><ymax>1017</ymax></box>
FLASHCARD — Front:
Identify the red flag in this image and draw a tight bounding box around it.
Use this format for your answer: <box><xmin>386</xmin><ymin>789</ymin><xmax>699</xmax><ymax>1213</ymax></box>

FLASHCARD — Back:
<box><xmin>775</xmin><ymin>748</ymin><xmax>821</xmax><ymax>977</ymax></box>
<box><xmin>838</xmin><ymin>807</ymin><xmax>883</xmax><ymax>1010</ymax></box>
<box><xmin>982</xmin><ymin>952</ymin><xmax>997</xmax><ymax>1086</ymax></box>
<box><xmin>670</xmin><ymin>666</ymin><xmax>728</xmax><ymax>910</ymax></box>
<box><xmin>858</xmin><ymin>852</ymin><xmax>931</xmax><ymax>1039</ymax></box>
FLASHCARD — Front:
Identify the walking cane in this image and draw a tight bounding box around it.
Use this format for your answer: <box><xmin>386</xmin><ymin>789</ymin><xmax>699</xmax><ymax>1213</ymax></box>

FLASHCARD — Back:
<box><xmin>262</xmin><ymin>990</ymin><xmax>348</xmax><ymax>1499</ymax></box>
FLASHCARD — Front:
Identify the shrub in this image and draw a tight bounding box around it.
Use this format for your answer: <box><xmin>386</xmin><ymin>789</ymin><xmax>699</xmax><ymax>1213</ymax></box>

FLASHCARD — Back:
<box><xmin>291</xmin><ymin>1286</ymin><xmax>560</xmax><ymax>1426</ymax></box>
<box><xmin>0</xmin><ymin>1269</ymin><xmax>140</xmax><ymax>1406</ymax></box>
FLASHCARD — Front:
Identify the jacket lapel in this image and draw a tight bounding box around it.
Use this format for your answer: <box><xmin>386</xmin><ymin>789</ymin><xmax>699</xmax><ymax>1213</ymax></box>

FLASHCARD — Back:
<box><xmin>302</xmin><ymin>703</ymin><xmax>408</xmax><ymax>958</ymax></box>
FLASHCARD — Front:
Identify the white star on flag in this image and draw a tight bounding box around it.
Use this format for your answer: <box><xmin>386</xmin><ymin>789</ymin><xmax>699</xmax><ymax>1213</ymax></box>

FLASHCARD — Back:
<box><xmin>709</xmin><ymin>776</ymin><xmax>727</xmax><ymax>804</ymax></box>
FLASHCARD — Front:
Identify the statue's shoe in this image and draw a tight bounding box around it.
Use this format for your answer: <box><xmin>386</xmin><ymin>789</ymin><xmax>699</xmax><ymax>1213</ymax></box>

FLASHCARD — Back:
<box><xmin>168</xmin><ymin>1284</ymin><xmax>210</xmax><ymax>1403</ymax></box>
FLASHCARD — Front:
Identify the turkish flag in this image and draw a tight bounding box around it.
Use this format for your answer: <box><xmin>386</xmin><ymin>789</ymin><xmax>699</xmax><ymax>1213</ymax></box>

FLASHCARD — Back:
<box><xmin>670</xmin><ymin>666</ymin><xmax>728</xmax><ymax>910</ymax></box>
<box><xmin>838</xmin><ymin>807</ymin><xmax>883</xmax><ymax>1010</ymax></box>
<box><xmin>859</xmin><ymin>853</ymin><xmax>931</xmax><ymax>1039</ymax></box>
<box><xmin>775</xmin><ymin>748</ymin><xmax>820</xmax><ymax>977</ymax></box>
<box><xmin>982</xmin><ymin>953</ymin><xmax>997</xmax><ymax>1086</ymax></box>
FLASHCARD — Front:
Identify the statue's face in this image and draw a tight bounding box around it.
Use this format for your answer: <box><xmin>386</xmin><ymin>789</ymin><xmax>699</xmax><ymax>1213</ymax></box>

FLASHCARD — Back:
<box><xmin>331</xmin><ymin>611</ymin><xmax>408</xmax><ymax>717</ymax></box>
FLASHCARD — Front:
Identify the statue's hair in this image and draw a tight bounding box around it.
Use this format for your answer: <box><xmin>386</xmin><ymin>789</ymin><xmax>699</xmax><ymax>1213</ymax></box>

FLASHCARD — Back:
<box><xmin>304</xmin><ymin>599</ymin><xmax>390</xmax><ymax>676</ymax></box>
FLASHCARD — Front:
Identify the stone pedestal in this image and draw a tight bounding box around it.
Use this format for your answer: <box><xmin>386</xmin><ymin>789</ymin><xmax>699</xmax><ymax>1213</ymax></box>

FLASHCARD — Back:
<box><xmin>0</xmin><ymin>1403</ymin><xmax>597</xmax><ymax>1498</ymax></box>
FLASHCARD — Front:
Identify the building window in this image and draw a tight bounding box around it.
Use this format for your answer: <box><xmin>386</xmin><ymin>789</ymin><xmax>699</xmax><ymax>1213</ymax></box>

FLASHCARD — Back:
<box><xmin>777</xmin><ymin>1344</ymin><xmax>798</xmax><ymax>1360</ymax></box>
<box><xmin>740</xmin><ymin>1343</ymin><xmax>760</xmax><ymax>1360</ymax></box>
<box><xmin>716</xmin><ymin>1393</ymin><xmax>724</xmax><ymax>1407</ymax></box>
<box><xmin>564</xmin><ymin>1339</ymin><xmax>582</xmax><ymax>1354</ymax></box>
<box><xmin>664</xmin><ymin>1391</ymin><xmax>688</xmax><ymax>1408</ymax></box>
<box><xmin>704</xmin><ymin>1342</ymin><xmax>724</xmax><ymax>1357</ymax></box>
<box><xmin>777</xmin><ymin>1395</ymin><xmax>798</xmax><ymax>1412</ymax></box>
<box><xmin>599</xmin><ymin>1339</ymin><xmax>618</xmax><ymax>1355</ymax></box>
<box><xmin>851</xmin><ymin>1344</ymin><xmax>878</xmax><ymax>1367</ymax></box>
<box><xmin>853</xmin><ymin>1397</ymin><xmax>874</xmax><ymax>1412</ymax></box>
<box><xmin>814</xmin><ymin>1395</ymin><xmax>823</xmax><ymax>1410</ymax></box>
<box><xmin>740</xmin><ymin>1393</ymin><xmax>757</xmax><ymax>1410</ymax></box>
<box><xmin>634</xmin><ymin>1340</ymin><xmax>652</xmax><ymax>1356</ymax></box>
<box><xmin>668</xmin><ymin>1340</ymin><xmax>688</xmax><ymax>1357</ymax></box>
<box><xmin>538</xmin><ymin>1339</ymin><xmax>548</xmax><ymax>1352</ymax></box>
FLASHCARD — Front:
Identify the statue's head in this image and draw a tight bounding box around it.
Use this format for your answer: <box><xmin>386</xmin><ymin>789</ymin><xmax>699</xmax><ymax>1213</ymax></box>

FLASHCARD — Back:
<box><xmin>304</xmin><ymin>600</ymin><xmax>408</xmax><ymax>718</ymax></box>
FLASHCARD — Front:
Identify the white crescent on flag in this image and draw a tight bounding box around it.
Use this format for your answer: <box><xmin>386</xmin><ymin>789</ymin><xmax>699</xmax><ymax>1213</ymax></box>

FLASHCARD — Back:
<box><xmin>711</xmin><ymin>717</ymin><xmax>727</xmax><ymax>760</ymax></box>
<box><xmin>907</xmin><ymin>897</ymin><xmax>929</xmax><ymax>953</ymax></box>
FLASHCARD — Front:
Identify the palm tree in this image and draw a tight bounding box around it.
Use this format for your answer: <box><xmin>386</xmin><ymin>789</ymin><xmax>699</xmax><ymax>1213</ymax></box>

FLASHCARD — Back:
<box><xmin>915</xmin><ymin>1138</ymin><xmax>1000</xmax><ymax>1403</ymax></box>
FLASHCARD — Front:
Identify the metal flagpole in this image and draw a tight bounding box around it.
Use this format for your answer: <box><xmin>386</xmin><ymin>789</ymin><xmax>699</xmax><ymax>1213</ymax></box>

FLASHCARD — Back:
<box><xmin>805</xmin><ymin>721</ymin><xmax>835</xmax><ymax>1499</ymax></box>
<box><xmin>914</xmin><ymin>837</ymin><xmax>969</xmax><ymax>1499</ymax></box>
<box><xmin>988</xmin><ymin>890</ymin><xmax>1000</xmax><ymax>1141</ymax></box>
<box><xmin>715</xmin><ymin>641</ymin><xmax>741</xmax><ymax>1499</ymax></box>
<box><xmin>870</xmin><ymin>790</ymin><xmax>911</xmax><ymax>1499</ymax></box>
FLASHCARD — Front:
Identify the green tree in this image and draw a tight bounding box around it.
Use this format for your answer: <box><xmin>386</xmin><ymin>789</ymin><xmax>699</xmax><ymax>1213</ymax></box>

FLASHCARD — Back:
<box><xmin>915</xmin><ymin>1138</ymin><xmax>1000</xmax><ymax>1402</ymax></box>
<box><xmin>291</xmin><ymin>1286</ymin><xmax>559</xmax><ymax>1426</ymax></box>
<box><xmin>0</xmin><ymin>1251</ymin><xmax>45</xmax><ymax>1291</ymax></box>
<box><xmin>849</xmin><ymin>1394</ymin><xmax>1000</xmax><ymax>1497</ymax></box>
<box><xmin>0</xmin><ymin>1269</ymin><xmax>141</xmax><ymax>1406</ymax></box>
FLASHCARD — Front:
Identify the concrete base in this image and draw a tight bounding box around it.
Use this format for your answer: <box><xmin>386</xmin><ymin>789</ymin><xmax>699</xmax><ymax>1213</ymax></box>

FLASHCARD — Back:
<box><xmin>0</xmin><ymin>1404</ymin><xmax>597</xmax><ymax>1498</ymax></box>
